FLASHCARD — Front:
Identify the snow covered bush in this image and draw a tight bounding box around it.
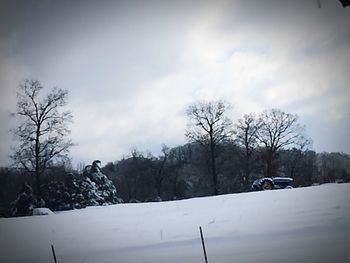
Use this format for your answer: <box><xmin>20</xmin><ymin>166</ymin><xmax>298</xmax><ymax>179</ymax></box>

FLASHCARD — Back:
<box><xmin>11</xmin><ymin>183</ymin><xmax>36</xmax><ymax>217</ymax></box>
<box><xmin>32</xmin><ymin>208</ymin><xmax>54</xmax><ymax>215</ymax></box>
<box><xmin>83</xmin><ymin>160</ymin><xmax>120</xmax><ymax>205</ymax></box>
<box><xmin>44</xmin><ymin>160</ymin><xmax>121</xmax><ymax>211</ymax></box>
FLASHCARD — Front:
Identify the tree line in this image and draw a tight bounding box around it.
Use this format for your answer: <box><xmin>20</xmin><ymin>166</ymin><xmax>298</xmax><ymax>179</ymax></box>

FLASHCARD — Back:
<box><xmin>101</xmin><ymin>144</ymin><xmax>350</xmax><ymax>202</ymax></box>
<box><xmin>1</xmin><ymin>145</ymin><xmax>350</xmax><ymax>217</ymax></box>
<box><xmin>1</xmin><ymin>79</ymin><xmax>349</xmax><ymax>216</ymax></box>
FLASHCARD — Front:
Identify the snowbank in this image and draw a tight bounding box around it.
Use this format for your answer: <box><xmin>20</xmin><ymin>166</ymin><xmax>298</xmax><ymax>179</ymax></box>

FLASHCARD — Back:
<box><xmin>32</xmin><ymin>208</ymin><xmax>54</xmax><ymax>216</ymax></box>
<box><xmin>1</xmin><ymin>183</ymin><xmax>350</xmax><ymax>263</ymax></box>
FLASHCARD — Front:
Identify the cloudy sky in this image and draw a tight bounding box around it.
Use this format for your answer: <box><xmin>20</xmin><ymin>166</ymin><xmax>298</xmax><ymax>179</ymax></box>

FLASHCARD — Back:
<box><xmin>0</xmin><ymin>0</ymin><xmax>349</xmax><ymax>167</ymax></box>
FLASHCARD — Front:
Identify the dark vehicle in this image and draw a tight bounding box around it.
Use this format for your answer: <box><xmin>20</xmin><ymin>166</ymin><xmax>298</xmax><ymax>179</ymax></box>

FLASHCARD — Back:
<box><xmin>252</xmin><ymin>177</ymin><xmax>293</xmax><ymax>191</ymax></box>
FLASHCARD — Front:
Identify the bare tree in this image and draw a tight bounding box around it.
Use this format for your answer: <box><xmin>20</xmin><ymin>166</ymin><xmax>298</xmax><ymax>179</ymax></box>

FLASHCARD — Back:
<box><xmin>11</xmin><ymin>79</ymin><xmax>73</xmax><ymax>206</ymax></box>
<box><xmin>234</xmin><ymin>113</ymin><xmax>260</xmax><ymax>185</ymax></box>
<box><xmin>255</xmin><ymin>109</ymin><xmax>311</xmax><ymax>177</ymax></box>
<box><xmin>167</xmin><ymin>145</ymin><xmax>191</xmax><ymax>199</ymax></box>
<box><xmin>185</xmin><ymin>100</ymin><xmax>233</xmax><ymax>195</ymax></box>
<box><xmin>281</xmin><ymin>137</ymin><xmax>311</xmax><ymax>180</ymax></box>
<box><xmin>154</xmin><ymin>144</ymin><xmax>170</xmax><ymax>199</ymax></box>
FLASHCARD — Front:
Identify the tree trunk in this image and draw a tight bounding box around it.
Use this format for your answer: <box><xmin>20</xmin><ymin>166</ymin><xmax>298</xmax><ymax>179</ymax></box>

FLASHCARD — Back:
<box><xmin>245</xmin><ymin>145</ymin><xmax>250</xmax><ymax>184</ymax></box>
<box><xmin>210</xmin><ymin>133</ymin><xmax>218</xmax><ymax>195</ymax></box>
<box><xmin>35</xmin><ymin>126</ymin><xmax>41</xmax><ymax>207</ymax></box>
<box><xmin>156</xmin><ymin>179</ymin><xmax>161</xmax><ymax>197</ymax></box>
<box><xmin>266</xmin><ymin>150</ymin><xmax>273</xmax><ymax>178</ymax></box>
<box><xmin>173</xmin><ymin>178</ymin><xmax>178</xmax><ymax>199</ymax></box>
<box><xmin>156</xmin><ymin>157</ymin><xmax>167</xmax><ymax>198</ymax></box>
<box><xmin>126</xmin><ymin>178</ymin><xmax>131</xmax><ymax>201</ymax></box>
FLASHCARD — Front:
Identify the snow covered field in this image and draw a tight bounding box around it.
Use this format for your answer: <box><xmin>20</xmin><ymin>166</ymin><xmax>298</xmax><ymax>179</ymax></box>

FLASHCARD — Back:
<box><xmin>1</xmin><ymin>183</ymin><xmax>350</xmax><ymax>263</ymax></box>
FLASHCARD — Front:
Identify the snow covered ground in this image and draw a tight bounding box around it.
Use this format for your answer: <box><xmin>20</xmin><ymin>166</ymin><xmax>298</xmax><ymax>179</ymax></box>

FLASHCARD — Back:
<box><xmin>1</xmin><ymin>183</ymin><xmax>350</xmax><ymax>263</ymax></box>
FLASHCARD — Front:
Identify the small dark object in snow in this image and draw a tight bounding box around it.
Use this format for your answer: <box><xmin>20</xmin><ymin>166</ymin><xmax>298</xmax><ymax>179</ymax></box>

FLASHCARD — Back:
<box><xmin>51</xmin><ymin>245</ymin><xmax>58</xmax><ymax>263</ymax></box>
<box><xmin>199</xmin><ymin>226</ymin><xmax>209</xmax><ymax>263</ymax></box>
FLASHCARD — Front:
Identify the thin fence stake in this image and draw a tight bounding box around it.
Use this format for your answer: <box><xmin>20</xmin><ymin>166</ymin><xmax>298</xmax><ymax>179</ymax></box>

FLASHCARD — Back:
<box><xmin>199</xmin><ymin>226</ymin><xmax>209</xmax><ymax>263</ymax></box>
<box><xmin>51</xmin><ymin>245</ymin><xmax>58</xmax><ymax>263</ymax></box>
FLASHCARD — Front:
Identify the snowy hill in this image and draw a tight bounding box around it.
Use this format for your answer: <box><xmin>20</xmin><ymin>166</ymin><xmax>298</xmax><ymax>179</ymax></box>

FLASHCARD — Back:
<box><xmin>1</xmin><ymin>184</ymin><xmax>350</xmax><ymax>263</ymax></box>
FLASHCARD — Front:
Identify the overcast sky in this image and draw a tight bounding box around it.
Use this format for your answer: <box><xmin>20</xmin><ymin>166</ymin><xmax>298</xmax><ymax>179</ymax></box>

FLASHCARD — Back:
<box><xmin>0</xmin><ymin>0</ymin><xmax>349</xmax><ymax>167</ymax></box>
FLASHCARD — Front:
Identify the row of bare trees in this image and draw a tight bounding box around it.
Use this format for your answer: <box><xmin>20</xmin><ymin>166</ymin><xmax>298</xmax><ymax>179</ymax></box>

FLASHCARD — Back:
<box><xmin>7</xmin><ymin>80</ymin><xmax>345</xmax><ymax>211</ymax></box>
<box><xmin>185</xmin><ymin>100</ymin><xmax>311</xmax><ymax>195</ymax></box>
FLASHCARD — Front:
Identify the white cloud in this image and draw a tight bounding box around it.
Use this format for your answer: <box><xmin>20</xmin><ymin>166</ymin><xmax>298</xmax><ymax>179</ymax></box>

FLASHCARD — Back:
<box><xmin>1</xmin><ymin>0</ymin><xmax>349</xmax><ymax>166</ymax></box>
<box><xmin>0</xmin><ymin>41</ymin><xmax>31</xmax><ymax>166</ymax></box>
